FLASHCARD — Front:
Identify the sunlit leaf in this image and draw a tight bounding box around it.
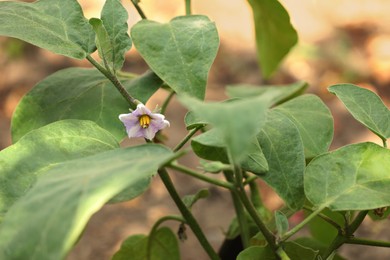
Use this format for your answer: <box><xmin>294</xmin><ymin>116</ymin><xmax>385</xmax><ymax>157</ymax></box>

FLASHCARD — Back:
<box><xmin>0</xmin><ymin>144</ymin><xmax>173</xmax><ymax>260</ymax></box>
<box><xmin>305</xmin><ymin>142</ymin><xmax>390</xmax><ymax>210</ymax></box>
<box><xmin>0</xmin><ymin>120</ymin><xmax>118</xmax><ymax>222</ymax></box>
<box><xmin>0</xmin><ymin>0</ymin><xmax>95</xmax><ymax>59</ymax></box>
<box><xmin>131</xmin><ymin>15</ymin><xmax>219</xmax><ymax>100</ymax></box>
<box><xmin>11</xmin><ymin>68</ymin><xmax>162</xmax><ymax>142</ymax></box>
<box><xmin>247</xmin><ymin>0</ymin><xmax>298</xmax><ymax>77</ymax></box>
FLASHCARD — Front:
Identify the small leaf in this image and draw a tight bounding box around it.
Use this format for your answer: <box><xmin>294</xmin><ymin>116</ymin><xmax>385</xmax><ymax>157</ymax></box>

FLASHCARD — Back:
<box><xmin>11</xmin><ymin>68</ymin><xmax>162</xmax><ymax>142</ymax></box>
<box><xmin>192</xmin><ymin>129</ymin><xmax>269</xmax><ymax>175</ymax></box>
<box><xmin>273</xmin><ymin>94</ymin><xmax>334</xmax><ymax>159</ymax></box>
<box><xmin>258</xmin><ymin>111</ymin><xmax>305</xmax><ymax>209</ymax></box>
<box><xmin>0</xmin><ymin>120</ymin><xmax>118</xmax><ymax>222</ymax></box>
<box><xmin>131</xmin><ymin>15</ymin><xmax>219</xmax><ymax>100</ymax></box>
<box><xmin>112</xmin><ymin>227</ymin><xmax>180</xmax><ymax>260</ymax></box>
<box><xmin>247</xmin><ymin>0</ymin><xmax>298</xmax><ymax>77</ymax></box>
<box><xmin>226</xmin><ymin>81</ymin><xmax>308</xmax><ymax>106</ymax></box>
<box><xmin>275</xmin><ymin>211</ymin><xmax>289</xmax><ymax>236</ymax></box>
<box><xmin>0</xmin><ymin>0</ymin><xmax>95</xmax><ymax>59</ymax></box>
<box><xmin>182</xmin><ymin>189</ymin><xmax>209</xmax><ymax>209</ymax></box>
<box><xmin>181</xmin><ymin>95</ymin><xmax>271</xmax><ymax>165</ymax></box>
<box><xmin>199</xmin><ymin>160</ymin><xmax>231</xmax><ymax>173</ymax></box>
<box><xmin>305</xmin><ymin>142</ymin><xmax>390</xmax><ymax>211</ymax></box>
<box><xmin>0</xmin><ymin>144</ymin><xmax>174</xmax><ymax>260</ymax></box>
<box><xmin>101</xmin><ymin>0</ymin><xmax>132</xmax><ymax>71</ymax></box>
<box><xmin>328</xmin><ymin>84</ymin><xmax>390</xmax><ymax>141</ymax></box>
<box><xmin>90</xmin><ymin>18</ymin><xmax>114</xmax><ymax>69</ymax></box>
<box><xmin>184</xmin><ymin>111</ymin><xmax>207</xmax><ymax>130</ymax></box>
<box><xmin>293</xmin><ymin>237</ymin><xmax>346</xmax><ymax>260</ymax></box>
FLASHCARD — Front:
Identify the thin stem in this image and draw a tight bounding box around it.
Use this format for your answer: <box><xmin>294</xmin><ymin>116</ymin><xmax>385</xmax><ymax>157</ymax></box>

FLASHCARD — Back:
<box><xmin>281</xmin><ymin>206</ymin><xmax>324</xmax><ymax>242</ymax></box>
<box><xmin>185</xmin><ymin>0</ymin><xmax>192</xmax><ymax>15</ymax></box>
<box><xmin>161</xmin><ymin>90</ymin><xmax>175</xmax><ymax>115</ymax></box>
<box><xmin>86</xmin><ymin>55</ymin><xmax>139</xmax><ymax>109</ymax></box>
<box><xmin>168</xmin><ymin>163</ymin><xmax>234</xmax><ymax>190</ymax></box>
<box><xmin>223</xmin><ymin>171</ymin><xmax>250</xmax><ymax>248</ymax></box>
<box><xmin>158</xmin><ymin>168</ymin><xmax>219</xmax><ymax>260</ymax></box>
<box><xmin>147</xmin><ymin>215</ymin><xmax>185</xmax><ymax>260</ymax></box>
<box><xmin>248</xmin><ymin>176</ymin><xmax>262</xmax><ymax>209</ymax></box>
<box><xmin>382</xmin><ymin>138</ymin><xmax>387</xmax><ymax>148</ymax></box>
<box><xmin>345</xmin><ymin>237</ymin><xmax>390</xmax><ymax>247</ymax></box>
<box><xmin>173</xmin><ymin>125</ymin><xmax>203</xmax><ymax>152</ymax></box>
<box><xmin>131</xmin><ymin>0</ymin><xmax>147</xmax><ymax>19</ymax></box>
<box><xmin>303</xmin><ymin>206</ymin><xmax>342</xmax><ymax>231</ymax></box>
<box><xmin>243</xmin><ymin>175</ymin><xmax>257</xmax><ymax>186</ymax></box>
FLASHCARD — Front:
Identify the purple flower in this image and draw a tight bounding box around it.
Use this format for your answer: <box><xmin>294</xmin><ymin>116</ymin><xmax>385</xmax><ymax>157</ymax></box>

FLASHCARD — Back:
<box><xmin>119</xmin><ymin>104</ymin><xmax>170</xmax><ymax>140</ymax></box>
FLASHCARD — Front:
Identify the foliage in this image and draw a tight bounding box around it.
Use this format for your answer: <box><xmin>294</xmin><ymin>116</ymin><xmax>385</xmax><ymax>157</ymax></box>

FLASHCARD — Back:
<box><xmin>0</xmin><ymin>0</ymin><xmax>389</xmax><ymax>259</ymax></box>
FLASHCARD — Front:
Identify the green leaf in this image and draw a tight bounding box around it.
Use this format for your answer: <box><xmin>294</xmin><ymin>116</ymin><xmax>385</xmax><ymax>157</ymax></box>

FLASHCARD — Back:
<box><xmin>181</xmin><ymin>95</ymin><xmax>271</xmax><ymax>165</ymax></box>
<box><xmin>0</xmin><ymin>144</ymin><xmax>173</xmax><ymax>260</ymax></box>
<box><xmin>293</xmin><ymin>237</ymin><xmax>346</xmax><ymax>260</ymax></box>
<box><xmin>101</xmin><ymin>0</ymin><xmax>132</xmax><ymax>72</ymax></box>
<box><xmin>328</xmin><ymin>84</ymin><xmax>390</xmax><ymax>142</ymax></box>
<box><xmin>11</xmin><ymin>68</ymin><xmax>162</xmax><ymax>142</ymax></box>
<box><xmin>182</xmin><ymin>188</ymin><xmax>209</xmax><ymax>209</ymax></box>
<box><xmin>275</xmin><ymin>211</ymin><xmax>289</xmax><ymax>236</ymax></box>
<box><xmin>0</xmin><ymin>119</ymin><xmax>118</xmax><ymax>222</ymax></box>
<box><xmin>226</xmin><ymin>81</ymin><xmax>308</xmax><ymax>106</ymax></box>
<box><xmin>199</xmin><ymin>160</ymin><xmax>231</xmax><ymax>173</ymax></box>
<box><xmin>131</xmin><ymin>15</ymin><xmax>219</xmax><ymax>100</ymax></box>
<box><xmin>90</xmin><ymin>18</ymin><xmax>114</xmax><ymax>69</ymax></box>
<box><xmin>192</xmin><ymin>129</ymin><xmax>269</xmax><ymax>175</ymax></box>
<box><xmin>184</xmin><ymin>111</ymin><xmax>207</xmax><ymax>130</ymax></box>
<box><xmin>237</xmin><ymin>242</ymin><xmax>317</xmax><ymax>260</ymax></box>
<box><xmin>305</xmin><ymin>142</ymin><xmax>390</xmax><ymax>211</ymax></box>
<box><xmin>273</xmin><ymin>94</ymin><xmax>334</xmax><ymax>159</ymax></box>
<box><xmin>112</xmin><ymin>227</ymin><xmax>180</xmax><ymax>260</ymax></box>
<box><xmin>258</xmin><ymin>111</ymin><xmax>306</xmax><ymax>209</ymax></box>
<box><xmin>0</xmin><ymin>0</ymin><xmax>95</xmax><ymax>59</ymax></box>
<box><xmin>247</xmin><ymin>0</ymin><xmax>298</xmax><ymax>77</ymax></box>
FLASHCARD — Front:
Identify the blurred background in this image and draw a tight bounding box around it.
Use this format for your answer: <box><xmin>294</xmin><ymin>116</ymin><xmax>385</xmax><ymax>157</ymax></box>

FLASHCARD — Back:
<box><xmin>1</xmin><ymin>0</ymin><xmax>390</xmax><ymax>259</ymax></box>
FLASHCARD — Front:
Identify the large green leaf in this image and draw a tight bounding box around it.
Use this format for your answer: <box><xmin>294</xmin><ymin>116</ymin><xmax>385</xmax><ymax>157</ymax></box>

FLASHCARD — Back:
<box><xmin>226</xmin><ymin>81</ymin><xmax>308</xmax><ymax>106</ymax></box>
<box><xmin>192</xmin><ymin>129</ymin><xmax>268</xmax><ymax>175</ymax></box>
<box><xmin>247</xmin><ymin>0</ymin><xmax>298</xmax><ymax>77</ymax></box>
<box><xmin>0</xmin><ymin>120</ymin><xmax>118</xmax><ymax>222</ymax></box>
<box><xmin>0</xmin><ymin>144</ymin><xmax>173</xmax><ymax>260</ymax></box>
<box><xmin>180</xmin><ymin>95</ymin><xmax>271</xmax><ymax>164</ymax></box>
<box><xmin>258</xmin><ymin>111</ymin><xmax>305</xmax><ymax>210</ymax></box>
<box><xmin>328</xmin><ymin>84</ymin><xmax>390</xmax><ymax>142</ymax></box>
<box><xmin>100</xmin><ymin>0</ymin><xmax>132</xmax><ymax>71</ymax></box>
<box><xmin>305</xmin><ymin>142</ymin><xmax>390</xmax><ymax>211</ymax></box>
<box><xmin>273</xmin><ymin>94</ymin><xmax>334</xmax><ymax>159</ymax></box>
<box><xmin>90</xmin><ymin>18</ymin><xmax>114</xmax><ymax>69</ymax></box>
<box><xmin>0</xmin><ymin>0</ymin><xmax>95</xmax><ymax>59</ymax></box>
<box><xmin>131</xmin><ymin>15</ymin><xmax>219</xmax><ymax>100</ymax></box>
<box><xmin>112</xmin><ymin>227</ymin><xmax>180</xmax><ymax>260</ymax></box>
<box><xmin>11</xmin><ymin>68</ymin><xmax>162</xmax><ymax>142</ymax></box>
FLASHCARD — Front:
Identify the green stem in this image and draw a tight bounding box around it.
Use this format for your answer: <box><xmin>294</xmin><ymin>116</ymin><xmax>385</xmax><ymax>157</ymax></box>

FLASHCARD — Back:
<box><xmin>247</xmin><ymin>175</ymin><xmax>262</xmax><ymax>209</ymax></box>
<box><xmin>169</xmin><ymin>163</ymin><xmax>234</xmax><ymax>190</ymax></box>
<box><xmin>158</xmin><ymin>168</ymin><xmax>219</xmax><ymax>260</ymax></box>
<box><xmin>131</xmin><ymin>0</ymin><xmax>147</xmax><ymax>19</ymax></box>
<box><xmin>185</xmin><ymin>0</ymin><xmax>192</xmax><ymax>15</ymax></box>
<box><xmin>321</xmin><ymin>210</ymin><xmax>368</xmax><ymax>259</ymax></box>
<box><xmin>382</xmin><ymin>138</ymin><xmax>387</xmax><ymax>148</ymax></box>
<box><xmin>303</xmin><ymin>206</ymin><xmax>342</xmax><ymax>231</ymax></box>
<box><xmin>86</xmin><ymin>55</ymin><xmax>139</xmax><ymax>109</ymax></box>
<box><xmin>345</xmin><ymin>237</ymin><xmax>390</xmax><ymax>247</ymax></box>
<box><xmin>281</xmin><ymin>207</ymin><xmax>324</xmax><ymax>242</ymax></box>
<box><xmin>161</xmin><ymin>90</ymin><xmax>175</xmax><ymax>115</ymax></box>
<box><xmin>223</xmin><ymin>171</ymin><xmax>251</xmax><ymax>248</ymax></box>
<box><xmin>173</xmin><ymin>125</ymin><xmax>203</xmax><ymax>152</ymax></box>
<box><xmin>147</xmin><ymin>215</ymin><xmax>185</xmax><ymax>260</ymax></box>
<box><xmin>243</xmin><ymin>175</ymin><xmax>257</xmax><ymax>186</ymax></box>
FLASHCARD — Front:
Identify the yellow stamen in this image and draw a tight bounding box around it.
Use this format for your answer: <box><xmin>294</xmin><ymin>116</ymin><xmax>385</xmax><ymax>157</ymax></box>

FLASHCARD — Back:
<box><xmin>139</xmin><ymin>114</ymin><xmax>151</xmax><ymax>128</ymax></box>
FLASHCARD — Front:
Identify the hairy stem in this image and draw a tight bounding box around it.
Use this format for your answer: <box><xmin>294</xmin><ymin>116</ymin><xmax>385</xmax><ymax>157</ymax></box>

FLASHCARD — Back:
<box><xmin>158</xmin><ymin>168</ymin><xmax>219</xmax><ymax>260</ymax></box>
<box><xmin>345</xmin><ymin>237</ymin><xmax>390</xmax><ymax>247</ymax></box>
<box><xmin>185</xmin><ymin>0</ymin><xmax>192</xmax><ymax>15</ymax></box>
<box><xmin>131</xmin><ymin>0</ymin><xmax>147</xmax><ymax>19</ymax></box>
<box><xmin>161</xmin><ymin>90</ymin><xmax>175</xmax><ymax>115</ymax></box>
<box><xmin>173</xmin><ymin>125</ymin><xmax>203</xmax><ymax>152</ymax></box>
<box><xmin>86</xmin><ymin>55</ymin><xmax>140</xmax><ymax>109</ymax></box>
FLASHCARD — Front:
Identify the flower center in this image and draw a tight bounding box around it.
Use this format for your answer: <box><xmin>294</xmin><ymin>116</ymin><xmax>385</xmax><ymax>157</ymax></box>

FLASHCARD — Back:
<box><xmin>139</xmin><ymin>115</ymin><xmax>151</xmax><ymax>128</ymax></box>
